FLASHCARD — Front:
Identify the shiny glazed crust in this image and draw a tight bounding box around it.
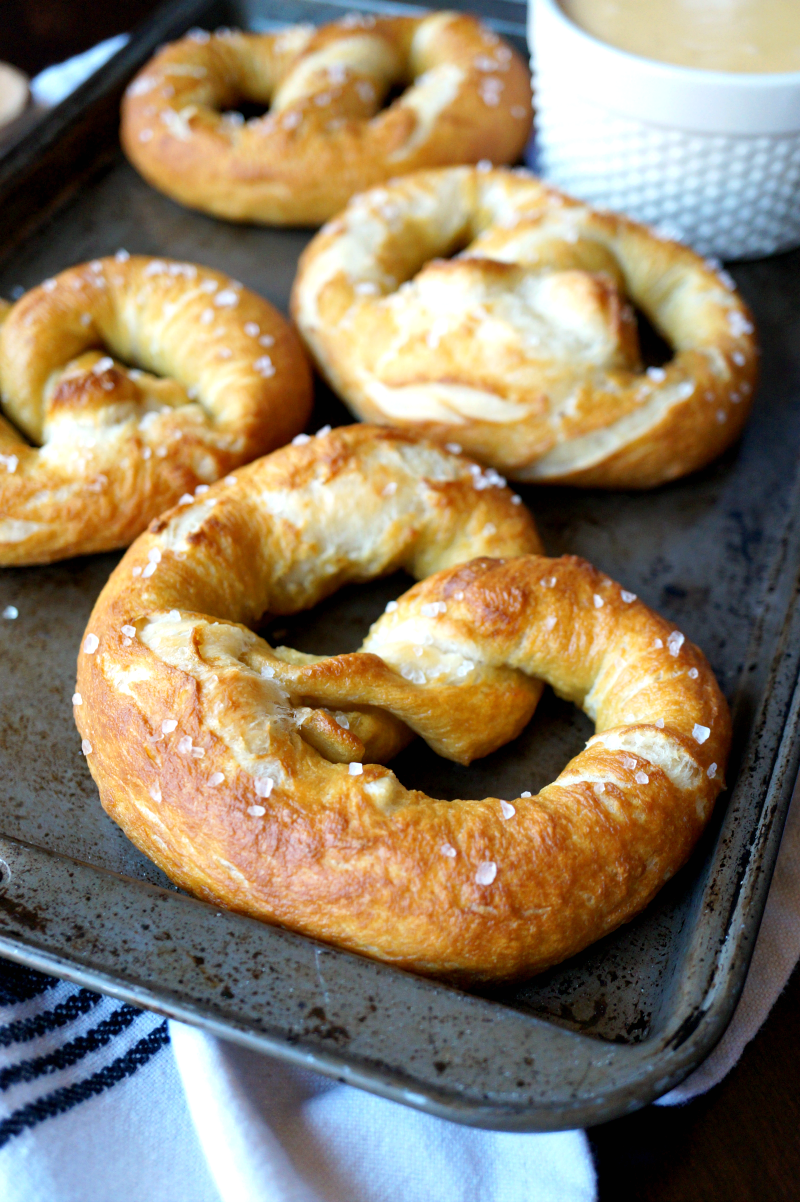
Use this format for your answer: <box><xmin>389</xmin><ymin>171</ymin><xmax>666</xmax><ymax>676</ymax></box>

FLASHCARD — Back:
<box><xmin>0</xmin><ymin>256</ymin><xmax>312</xmax><ymax>564</ymax></box>
<box><xmin>120</xmin><ymin>16</ymin><xmax>532</xmax><ymax>226</ymax></box>
<box><xmin>292</xmin><ymin>166</ymin><xmax>758</xmax><ymax>488</ymax></box>
<box><xmin>75</xmin><ymin>426</ymin><xmax>729</xmax><ymax>982</ymax></box>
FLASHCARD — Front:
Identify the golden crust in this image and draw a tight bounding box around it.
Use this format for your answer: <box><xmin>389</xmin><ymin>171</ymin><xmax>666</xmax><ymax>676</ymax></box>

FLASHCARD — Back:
<box><xmin>120</xmin><ymin>16</ymin><xmax>532</xmax><ymax>226</ymax></box>
<box><xmin>75</xmin><ymin>425</ymin><xmax>729</xmax><ymax>982</ymax></box>
<box><xmin>0</xmin><ymin>256</ymin><xmax>312</xmax><ymax>564</ymax></box>
<box><xmin>292</xmin><ymin>166</ymin><xmax>759</xmax><ymax>488</ymax></box>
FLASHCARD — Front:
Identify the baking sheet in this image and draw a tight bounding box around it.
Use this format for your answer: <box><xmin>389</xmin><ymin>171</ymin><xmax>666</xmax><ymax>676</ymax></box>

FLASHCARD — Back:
<box><xmin>0</xmin><ymin>0</ymin><xmax>799</xmax><ymax>1130</ymax></box>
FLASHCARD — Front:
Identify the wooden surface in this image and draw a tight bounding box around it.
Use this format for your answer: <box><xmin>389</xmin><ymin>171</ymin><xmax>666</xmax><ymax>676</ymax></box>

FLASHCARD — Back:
<box><xmin>1</xmin><ymin>2</ymin><xmax>799</xmax><ymax>1198</ymax></box>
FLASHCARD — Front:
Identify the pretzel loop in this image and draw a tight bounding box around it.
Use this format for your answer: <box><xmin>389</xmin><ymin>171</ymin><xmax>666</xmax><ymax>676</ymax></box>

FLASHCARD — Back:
<box><xmin>293</xmin><ymin>166</ymin><xmax>759</xmax><ymax>487</ymax></box>
<box><xmin>121</xmin><ymin>16</ymin><xmax>532</xmax><ymax>225</ymax></box>
<box><xmin>0</xmin><ymin>256</ymin><xmax>312</xmax><ymax>563</ymax></box>
<box><xmin>76</xmin><ymin>426</ymin><xmax>729</xmax><ymax>981</ymax></box>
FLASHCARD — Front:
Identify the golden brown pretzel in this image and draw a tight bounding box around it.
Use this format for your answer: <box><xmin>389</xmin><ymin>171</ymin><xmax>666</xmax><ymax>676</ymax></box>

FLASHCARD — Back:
<box><xmin>0</xmin><ymin>255</ymin><xmax>312</xmax><ymax>564</ymax></box>
<box><xmin>292</xmin><ymin>166</ymin><xmax>758</xmax><ymax>488</ymax></box>
<box><xmin>75</xmin><ymin>425</ymin><xmax>728</xmax><ymax>982</ymax></box>
<box><xmin>120</xmin><ymin>15</ymin><xmax>532</xmax><ymax>226</ymax></box>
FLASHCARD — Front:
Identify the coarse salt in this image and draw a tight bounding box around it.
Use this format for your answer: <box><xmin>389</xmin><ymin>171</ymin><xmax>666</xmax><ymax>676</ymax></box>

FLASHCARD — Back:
<box><xmin>254</xmin><ymin>776</ymin><xmax>274</xmax><ymax>798</ymax></box>
<box><xmin>385</xmin><ymin>600</ymin><xmax>398</xmax><ymax>613</ymax></box>
<box><xmin>707</xmin><ymin>763</ymin><xmax>718</xmax><ymax>779</ymax></box>
<box><xmin>635</xmin><ymin>771</ymin><xmax>649</xmax><ymax>785</ymax></box>
<box><xmin>83</xmin><ymin>633</ymin><xmax>99</xmax><ymax>653</ymax></box>
<box><xmin>349</xmin><ymin>762</ymin><xmax>363</xmax><ymax>775</ymax></box>
<box><xmin>149</xmin><ymin>782</ymin><xmax>162</xmax><ymax>802</ymax></box>
<box><xmin>593</xmin><ymin>594</ymin><xmax>604</xmax><ymax>608</ymax></box>
<box><xmin>688</xmin><ymin>667</ymin><xmax>699</xmax><ymax>679</ymax></box>
<box><xmin>209</xmin><ymin>772</ymin><xmax>225</xmax><ymax>786</ymax></box>
<box><xmin>81</xmin><ymin>739</ymin><xmax>92</xmax><ymax>755</ymax></box>
<box><xmin>162</xmin><ymin>719</ymin><xmax>178</xmax><ymax>734</ymax></box>
<box><xmin>693</xmin><ymin>724</ymin><xmax>711</xmax><ymax>744</ymax></box>
<box><xmin>520</xmin><ymin>790</ymin><xmax>532</xmax><ymax>798</ymax></box>
<box><xmin>621</xmin><ymin>590</ymin><xmax>637</xmax><ymax>603</ymax></box>
<box><xmin>121</xmin><ymin>624</ymin><xmax>136</xmax><ymax>637</ymax></box>
<box><xmin>247</xmin><ymin>805</ymin><xmax>266</xmax><ymax>817</ymax></box>
<box><xmin>500</xmin><ymin>800</ymin><xmax>515</xmax><ymax>819</ymax></box>
<box><xmin>667</xmin><ymin>631</ymin><xmax>685</xmax><ymax>657</ymax></box>
<box><xmin>475</xmin><ymin>861</ymin><xmax>497</xmax><ymax>885</ymax></box>
<box><xmin>441</xmin><ymin>844</ymin><xmax>457</xmax><ymax>858</ymax></box>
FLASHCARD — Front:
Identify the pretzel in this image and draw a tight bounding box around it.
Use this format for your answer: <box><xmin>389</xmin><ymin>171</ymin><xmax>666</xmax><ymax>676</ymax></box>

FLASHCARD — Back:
<box><xmin>0</xmin><ymin>255</ymin><xmax>312</xmax><ymax>564</ymax></box>
<box><xmin>292</xmin><ymin>166</ymin><xmax>758</xmax><ymax>488</ymax></box>
<box><xmin>120</xmin><ymin>15</ymin><xmax>532</xmax><ymax>226</ymax></box>
<box><xmin>75</xmin><ymin>425</ymin><xmax>729</xmax><ymax>981</ymax></box>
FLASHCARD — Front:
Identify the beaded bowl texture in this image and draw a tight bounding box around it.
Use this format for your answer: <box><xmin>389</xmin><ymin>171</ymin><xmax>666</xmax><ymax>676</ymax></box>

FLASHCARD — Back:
<box><xmin>528</xmin><ymin>0</ymin><xmax>800</xmax><ymax>260</ymax></box>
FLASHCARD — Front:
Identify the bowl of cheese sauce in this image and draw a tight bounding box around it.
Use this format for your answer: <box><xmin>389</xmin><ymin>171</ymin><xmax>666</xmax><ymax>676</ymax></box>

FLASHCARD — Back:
<box><xmin>528</xmin><ymin>0</ymin><xmax>800</xmax><ymax>258</ymax></box>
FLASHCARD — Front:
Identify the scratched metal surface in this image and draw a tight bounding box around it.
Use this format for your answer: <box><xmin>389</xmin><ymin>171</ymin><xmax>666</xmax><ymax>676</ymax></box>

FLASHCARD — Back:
<box><xmin>0</xmin><ymin>0</ymin><xmax>798</xmax><ymax>1130</ymax></box>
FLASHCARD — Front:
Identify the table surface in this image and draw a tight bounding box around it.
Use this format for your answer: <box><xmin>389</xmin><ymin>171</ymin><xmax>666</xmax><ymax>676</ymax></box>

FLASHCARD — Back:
<box><xmin>2</xmin><ymin>2</ymin><xmax>799</xmax><ymax>1198</ymax></box>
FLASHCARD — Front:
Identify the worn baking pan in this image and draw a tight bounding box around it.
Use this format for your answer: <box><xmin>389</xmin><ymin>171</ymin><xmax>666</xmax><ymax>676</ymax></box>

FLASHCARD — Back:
<box><xmin>0</xmin><ymin>0</ymin><xmax>799</xmax><ymax>1132</ymax></box>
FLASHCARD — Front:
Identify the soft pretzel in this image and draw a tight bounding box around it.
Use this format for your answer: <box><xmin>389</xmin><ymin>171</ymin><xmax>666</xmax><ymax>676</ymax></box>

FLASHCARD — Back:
<box><xmin>75</xmin><ymin>425</ymin><xmax>729</xmax><ymax>982</ymax></box>
<box><xmin>292</xmin><ymin>166</ymin><xmax>758</xmax><ymax>488</ymax></box>
<box><xmin>0</xmin><ymin>255</ymin><xmax>312</xmax><ymax>564</ymax></box>
<box><xmin>120</xmin><ymin>16</ymin><xmax>532</xmax><ymax>226</ymax></box>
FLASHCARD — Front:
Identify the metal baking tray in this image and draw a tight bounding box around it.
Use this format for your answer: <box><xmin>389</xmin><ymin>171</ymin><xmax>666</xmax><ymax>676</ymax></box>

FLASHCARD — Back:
<box><xmin>0</xmin><ymin>0</ymin><xmax>799</xmax><ymax>1132</ymax></box>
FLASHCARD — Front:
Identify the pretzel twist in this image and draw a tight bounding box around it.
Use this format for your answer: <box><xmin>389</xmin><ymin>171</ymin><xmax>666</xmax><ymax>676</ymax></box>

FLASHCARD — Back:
<box><xmin>76</xmin><ymin>426</ymin><xmax>729</xmax><ymax>981</ymax></box>
<box><xmin>0</xmin><ymin>256</ymin><xmax>312</xmax><ymax>564</ymax></box>
<box><xmin>293</xmin><ymin>166</ymin><xmax>758</xmax><ymax>488</ymax></box>
<box><xmin>121</xmin><ymin>16</ymin><xmax>532</xmax><ymax>226</ymax></box>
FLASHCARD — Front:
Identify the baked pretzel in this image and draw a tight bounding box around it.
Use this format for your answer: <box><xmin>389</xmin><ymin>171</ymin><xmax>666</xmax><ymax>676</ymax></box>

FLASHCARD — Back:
<box><xmin>120</xmin><ymin>15</ymin><xmax>532</xmax><ymax>226</ymax></box>
<box><xmin>292</xmin><ymin>166</ymin><xmax>758</xmax><ymax>488</ymax></box>
<box><xmin>0</xmin><ymin>255</ymin><xmax>312</xmax><ymax>564</ymax></box>
<box><xmin>75</xmin><ymin>425</ymin><xmax>729</xmax><ymax>982</ymax></box>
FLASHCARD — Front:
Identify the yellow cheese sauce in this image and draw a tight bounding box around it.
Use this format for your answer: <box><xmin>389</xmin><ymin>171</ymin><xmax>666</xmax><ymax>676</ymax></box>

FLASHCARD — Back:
<box><xmin>559</xmin><ymin>0</ymin><xmax>800</xmax><ymax>73</ymax></box>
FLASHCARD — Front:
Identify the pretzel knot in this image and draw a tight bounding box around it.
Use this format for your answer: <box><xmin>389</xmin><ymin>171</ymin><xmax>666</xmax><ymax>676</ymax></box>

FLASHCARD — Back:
<box><xmin>0</xmin><ymin>255</ymin><xmax>312</xmax><ymax>564</ymax></box>
<box><xmin>121</xmin><ymin>15</ymin><xmax>532</xmax><ymax>226</ymax></box>
<box><xmin>76</xmin><ymin>426</ymin><xmax>729</xmax><ymax>982</ymax></box>
<box><xmin>293</xmin><ymin>166</ymin><xmax>759</xmax><ymax>488</ymax></box>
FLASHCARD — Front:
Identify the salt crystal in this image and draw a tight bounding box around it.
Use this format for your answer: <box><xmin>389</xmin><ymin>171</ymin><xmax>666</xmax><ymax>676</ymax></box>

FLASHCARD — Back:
<box><xmin>247</xmin><ymin>805</ymin><xmax>266</xmax><ymax>817</ymax></box>
<box><xmin>544</xmin><ymin>614</ymin><xmax>557</xmax><ymax>631</ymax></box>
<box><xmin>646</xmin><ymin>366</ymin><xmax>666</xmax><ymax>383</ymax></box>
<box><xmin>667</xmin><ymin>631</ymin><xmax>685</xmax><ymax>657</ymax></box>
<box><xmin>148</xmin><ymin>548</ymin><xmax>161</xmax><ymax>562</ymax></box>
<box><xmin>635</xmin><ymin>770</ymin><xmax>649</xmax><ymax>785</ymax></box>
<box><xmin>195</xmin><ymin>484</ymin><xmax>209</xmax><ymax>496</ymax></box>
<box><xmin>178</xmin><ymin>493</ymin><xmax>193</xmax><ymax>505</ymax></box>
<box><xmin>445</xmin><ymin>442</ymin><xmax>462</xmax><ymax>454</ymax></box>
<box><xmin>385</xmin><ymin>600</ymin><xmax>398</xmax><ymax>613</ymax></box>
<box><xmin>209</xmin><ymin>772</ymin><xmax>225</xmax><ymax>786</ymax></box>
<box><xmin>655</xmin><ymin>718</ymin><xmax>665</xmax><ymax>728</ymax></box>
<box><xmin>2</xmin><ymin>605</ymin><xmax>18</xmax><ymax>620</ymax></box>
<box><xmin>707</xmin><ymin>762</ymin><xmax>718</xmax><ymax>779</ymax></box>
<box><xmin>215</xmin><ymin>289</ymin><xmax>239</xmax><ymax>307</ymax></box>
<box><xmin>72</xmin><ymin>693</ymin><xmax>82</xmax><ymax>705</ymax></box>
<box><xmin>594</xmin><ymin>782</ymin><xmax>606</xmax><ymax>795</ymax></box>
<box><xmin>162</xmin><ymin>719</ymin><xmax>177</xmax><ymax>734</ymax></box>
<box><xmin>254</xmin><ymin>776</ymin><xmax>274</xmax><ymax>798</ymax></box>
<box><xmin>177</xmin><ymin>736</ymin><xmax>193</xmax><ymax>753</ymax></box>
<box><xmin>254</xmin><ymin>355</ymin><xmax>275</xmax><ymax>377</ymax></box>
<box><xmin>441</xmin><ymin>844</ymin><xmax>457</xmax><ymax>857</ymax></box>
<box><xmin>132</xmin><ymin>566</ymin><xmax>142</xmax><ymax>576</ymax></box>
<box><xmin>167</xmin><ymin>610</ymin><xmax>181</xmax><ymax>622</ymax></box>
<box><xmin>688</xmin><ymin>667</ymin><xmax>699</xmax><ymax>679</ymax></box>
<box><xmin>121</xmin><ymin>624</ymin><xmax>136</xmax><ymax>637</ymax></box>
<box><xmin>225</xmin><ymin>476</ymin><xmax>237</xmax><ymax>485</ymax></box>
<box><xmin>454</xmin><ymin>591</ymin><xmax>465</xmax><ymax>601</ymax></box>
<box><xmin>520</xmin><ymin>790</ymin><xmax>532</xmax><ymax>798</ymax></box>
<box><xmin>500</xmin><ymin>800</ymin><xmax>515</xmax><ymax>819</ymax></box>
<box><xmin>258</xmin><ymin>334</ymin><xmax>274</xmax><ymax>347</ymax></box>
<box><xmin>593</xmin><ymin>594</ymin><xmax>604</xmax><ymax>608</ymax></box>
<box><xmin>623</xmin><ymin>755</ymin><xmax>637</xmax><ymax>770</ymax></box>
<box><xmin>382</xmin><ymin>481</ymin><xmax>397</xmax><ymax>497</ymax></box>
<box><xmin>621</xmin><ymin>590</ymin><xmax>637</xmax><ymax>603</ymax></box>
<box><xmin>316</xmin><ymin>425</ymin><xmax>332</xmax><ymax>438</ymax></box>
<box><xmin>511</xmin><ymin>495</ymin><xmax>522</xmax><ymax>505</ymax></box>
<box><xmin>349</xmin><ymin>762</ymin><xmax>363</xmax><ymax>775</ymax></box>
<box><xmin>83</xmin><ymin>633</ymin><xmax>99</xmax><ymax>653</ymax></box>
<box><xmin>693</xmin><ymin>724</ymin><xmax>711</xmax><ymax>744</ymax></box>
<box><xmin>149</xmin><ymin>782</ymin><xmax>162</xmax><ymax>802</ymax></box>
<box><xmin>292</xmin><ymin>433</ymin><xmax>311</xmax><ymax>446</ymax></box>
<box><xmin>653</xmin><ymin>637</ymin><xmax>663</xmax><ymax>649</ymax></box>
<box><xmin>421</xmin><ymin>601</ymin><xmax>446</xmax><ymax>617</ymax></box>
<box><xmin>143</xmin><ymin>562</ymin><xmax>157</xmax><ymax>578</ymax></box>
<box><xmin>81</xmin><ymin>739</ymin><xmax>92</xmax><ymax>755</ymax></box>
<box><xmin>475</xmin><ymin>861</ymin><xmax>497</xmax><ymax>885</ymax></box>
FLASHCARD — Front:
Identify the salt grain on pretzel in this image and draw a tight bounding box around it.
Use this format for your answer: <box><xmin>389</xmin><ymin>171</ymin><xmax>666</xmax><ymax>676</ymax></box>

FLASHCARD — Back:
<box><xmin>292</xmin><ymin>166</ymin><xmax>758</xmax><ymax>488</ymax></box>
<box><xmin>0</xmin><ymin>256</ymin><xmax>312</xmax><ymax>564</ymax></box>
<box><xmin>75</xmin><ymin>425</ymin><xmax>728</xmax><ymax>981</ymax></box>
<box><xmin>121</xmin><ymin>15</ymin><xmax>532</xmax><ymax>226</ymax></box>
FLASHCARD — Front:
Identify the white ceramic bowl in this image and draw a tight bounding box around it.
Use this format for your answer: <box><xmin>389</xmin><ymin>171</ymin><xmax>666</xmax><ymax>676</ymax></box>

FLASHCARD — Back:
<box><xmin>527</xmin><ymin>0</ymin><xmax>800</xmax><ymax>259</ymax></box>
